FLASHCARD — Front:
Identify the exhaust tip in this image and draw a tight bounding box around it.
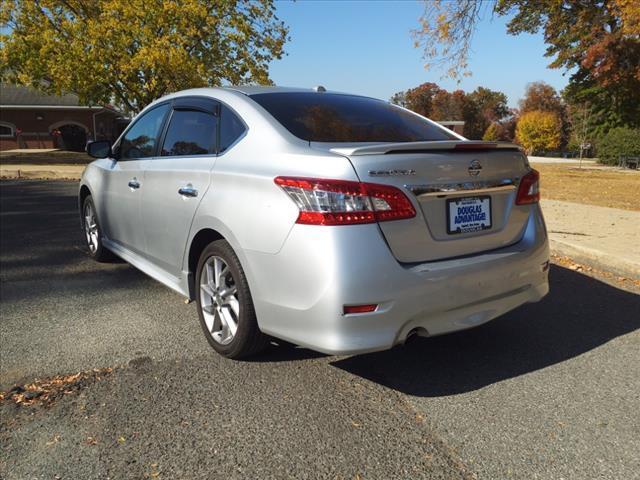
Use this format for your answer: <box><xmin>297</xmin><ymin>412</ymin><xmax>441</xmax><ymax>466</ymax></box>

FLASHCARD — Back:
<box><xmin>404</xmin><ymin>327</ymin><xmax>428</xmax><ymax>345</ymax></box>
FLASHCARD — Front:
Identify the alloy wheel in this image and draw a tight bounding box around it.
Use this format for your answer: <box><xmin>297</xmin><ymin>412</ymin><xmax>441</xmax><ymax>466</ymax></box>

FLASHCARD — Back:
<box><xmin>200</xmin><ymin>256</ymin><xmax>240</xmax><ymax>345</ymax></box>
<box><xmin>84</xmin><ymin>202</ymin><xmax>99</xmax><ymax>253</ymax></box>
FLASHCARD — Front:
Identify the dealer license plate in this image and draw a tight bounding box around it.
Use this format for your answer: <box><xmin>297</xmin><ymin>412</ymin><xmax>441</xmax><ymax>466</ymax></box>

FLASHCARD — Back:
<box><xmin>447</xmin><ymin>196</ymin><xmax>492</xmax><ymax>234</ymax></box>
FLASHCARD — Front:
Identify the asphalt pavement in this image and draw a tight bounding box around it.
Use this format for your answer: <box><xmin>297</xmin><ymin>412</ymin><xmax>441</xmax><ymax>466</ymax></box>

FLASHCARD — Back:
<box><xmin>1</xmin><ymin>180</ymin><xmax>639</xmax><ymax>479</ymax></box>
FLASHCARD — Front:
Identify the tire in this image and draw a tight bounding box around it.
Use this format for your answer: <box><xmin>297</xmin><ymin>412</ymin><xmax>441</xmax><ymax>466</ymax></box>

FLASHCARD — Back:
<box><xmin>82</xmin><ymin>195</ymin><xmax>112</xmax><ymax>262</ymax></box>
<box><xmin>195</xmin><ymin>240</ymin><xmax>269</xmax><ymax>359</ymax></box>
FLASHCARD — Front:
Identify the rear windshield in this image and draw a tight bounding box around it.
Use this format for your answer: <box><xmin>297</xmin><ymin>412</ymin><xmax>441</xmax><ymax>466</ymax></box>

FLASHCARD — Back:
<box><xmin>249</xmin><ymin>92</ymin><xmax>456</xmax><ymax>143</ymax></box>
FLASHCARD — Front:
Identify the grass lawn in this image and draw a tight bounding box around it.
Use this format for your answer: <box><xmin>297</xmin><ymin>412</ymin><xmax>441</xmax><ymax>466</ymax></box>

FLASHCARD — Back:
<box><xmin>0</xmin><ymin>150</ymin><xmax>91</xmax><ymax>165</ymax></box>
<box><xmin>534</xmin><ymin>163</ymin><xmax>640</xmax><ymax>211</ymax></box>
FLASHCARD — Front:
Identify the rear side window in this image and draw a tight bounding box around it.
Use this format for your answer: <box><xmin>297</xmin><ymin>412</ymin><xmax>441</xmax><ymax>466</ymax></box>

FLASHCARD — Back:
<box><xmin>120</xmin><ymin>103</ymin><xmax>170</xmax><ymax>159</ymax></box>
<box><xmin>161</xmin><ymin>110</ymin><xmax>217</xmax><ymax>156</ymax></box>
<box><xmin>250</xmin><ymin>92</ymin><xmax>456</xmax><ymax>143</ymax></box>
<box><xmin>219</xmin><ymin>105</ymin><xmax>246</xmax><ymax>153</ymax></box>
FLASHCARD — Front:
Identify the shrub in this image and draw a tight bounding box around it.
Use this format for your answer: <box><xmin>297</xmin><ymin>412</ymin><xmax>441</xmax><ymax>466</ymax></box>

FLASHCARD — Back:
<box><xmin>515</xmin><ymin>111</ymin><xmax>561</xmax><ymax>155</ymax></box>
<box><xmin>595</xmin><ymin>127</ymin><xmax>640</xmax><ymax>165</ymax></box>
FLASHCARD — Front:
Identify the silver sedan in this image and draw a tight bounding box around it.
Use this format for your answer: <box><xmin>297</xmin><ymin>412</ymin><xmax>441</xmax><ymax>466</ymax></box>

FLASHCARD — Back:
<box><xmin>80</xmin><ymin>86</ymin><xmax>549</xmax><ymax>358</ymax></box>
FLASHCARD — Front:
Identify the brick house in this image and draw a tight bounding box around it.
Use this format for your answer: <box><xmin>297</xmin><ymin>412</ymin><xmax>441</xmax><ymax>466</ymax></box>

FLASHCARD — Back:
<box><xmin>0</xmin><ymin>84</ymin><xmax>128</xmax><ymax>151</ymax></box>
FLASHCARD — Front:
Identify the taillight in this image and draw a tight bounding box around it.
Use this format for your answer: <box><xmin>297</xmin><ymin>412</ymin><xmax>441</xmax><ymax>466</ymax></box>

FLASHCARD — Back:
<box><xmin>516</xmin><ymin>169</ymin><xmax>540</xmax><ymax>205</ymax></box>
<box><xmin>274</xmin><ymin>176</ymin><xmax>416</xmax><ymax>226</ymax></box>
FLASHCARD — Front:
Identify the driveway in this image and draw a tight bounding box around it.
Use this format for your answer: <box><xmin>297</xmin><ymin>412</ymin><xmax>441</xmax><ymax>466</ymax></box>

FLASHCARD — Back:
<box><xmin>1</xmin><ymin>180</ymin><xmax>639</xmax><ymax>479</ymax></box>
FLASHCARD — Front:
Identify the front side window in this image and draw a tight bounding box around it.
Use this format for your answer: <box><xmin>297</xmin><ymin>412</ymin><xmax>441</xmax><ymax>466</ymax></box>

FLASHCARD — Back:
<box><xmin>161</xmin><ymin>110</ymin><xmax>217</xmax><ymax>156</ymax></box>
<box><xmin>250</xmin><ymin>92</ymin><xmax>456</xmax><ymax>143</ymax></box>
<box><xmin>219</xmin><ymin>105</ymin><xmax>246</xmax><ymax>153</ymax></box>
<box><xmin>120</xmin><ymin>104</ymin><xmax>170</xmax><ymax>159</ymax></box>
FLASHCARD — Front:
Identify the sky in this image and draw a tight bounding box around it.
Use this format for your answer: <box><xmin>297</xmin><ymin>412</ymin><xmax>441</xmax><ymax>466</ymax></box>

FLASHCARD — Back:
<box><xmin>269</xmin><ymin>1</ymin><xmax>571</xmax><ymax>107</ymax></box>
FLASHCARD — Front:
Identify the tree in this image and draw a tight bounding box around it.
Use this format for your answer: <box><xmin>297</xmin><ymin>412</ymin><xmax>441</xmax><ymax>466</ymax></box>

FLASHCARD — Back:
<box><xmin>562</xmin><ymin>72</ymin><xmax>640</xmax><ymax>137</ymax></box>
<box><xmin>595</xmin><ymin>127</ymin><xmax>640</xmax><ymax>165</ymax></box>
<box><xmin>431</xmin><ymin>89</ymin><xmax>466</xmax><ymax>122</ymax></box>
<box><xmin>412</xmin><ymin>1</ymin><xmax>640</xmax><ymax>137</ymax></box>
<box><xmin>0</xmin><ymin>0</ymin><xmax>289</xmax><ymax>113</ymax></box>
<box><xmin>519</xmin><ymin>81</ymin><xmax>568</xmax><ymax>146</ymax></box>
<box><xmin>465</xmin><ymin>87</ymin><xmax>509</xmax><ymax>140</ymax></box>
<box><xmin>414</xmin><ymin>1</ymin><xmax>640</xmax><ymax>83</ymax></box>
<box><xmin>389</xmin><ymin>91</ymin><xmax>407</xmax><ymax>108</ymax></box>
<box><xmin>515</xmin><ymin>111</ymin><xmax>561</xmax><ymax>155</ymax></box>
<box><xmin>392</xmin><ymin>83</ymin><xmax>510</xmax><ymax>140</ymax></box>
<box><xmin>401</xmin><ymin>82</ymin><xmax>442</xmax><ymax>117</ymax></box>
<box><xmin>519</xmin><ymin>82</ymin><xmax>563</xmax><ymax>116</ymax></box>
<box><xmin>482</xmin><ymin>123</ymin><xmax>500</xmax><ymax>141</ymax></box>
<box><xmin>566</xmin><ymin>102</ymin><xmax>594</xmax><ymax>162</ymax></box>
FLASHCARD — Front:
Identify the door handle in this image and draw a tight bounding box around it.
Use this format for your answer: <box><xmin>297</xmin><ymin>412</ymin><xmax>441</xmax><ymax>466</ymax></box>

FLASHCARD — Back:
<box><xmin>128</xmin><ymin>179</ymin><xmax>140</xmax><ymax>189</ymax></box>
<box><xmin>178</xmin><ymin>186</ymin><xmax>198</xmax><ymax>197</ymax></box>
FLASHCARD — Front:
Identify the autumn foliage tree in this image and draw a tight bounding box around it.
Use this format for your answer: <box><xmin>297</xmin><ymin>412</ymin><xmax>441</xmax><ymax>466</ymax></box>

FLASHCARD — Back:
<box><xmin>516</xmin><ymin>111</ymin><xmax>561</xmax><ymax>155</ymax></box>
<box><xmin>403</xmin><ymin>82</ymin><xmax>442</xmax><ymax>118</ymax></box>
<box><xmin>519</xmin><ymin>81</ymin><xmax>569</xmax><ymax>147</ymax></box>
<box><xmin>482</xmin><ymin>123</ymin><xmax>500</xmax><ymax>141</ymax></box>
<box><xmin>0</xmin><ymin>0</ymin><xmax>289</xmax><ymax>113</ymax></box>
<box><xmin>391</xmin><ymin>83</ymin><xmax>509</xmax><ymax>139</ymax></box>
<box><xmin>413</xmin><ymin>0</ymin><xmax>640</xmax><ymax>136</ymax></box>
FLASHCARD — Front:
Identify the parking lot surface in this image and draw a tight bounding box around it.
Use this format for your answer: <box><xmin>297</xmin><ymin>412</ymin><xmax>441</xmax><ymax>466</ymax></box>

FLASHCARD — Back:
<box><xmin>1</xmin><ymin>180</ymin><xmax>639</xmax><ymax>479</ymax></box>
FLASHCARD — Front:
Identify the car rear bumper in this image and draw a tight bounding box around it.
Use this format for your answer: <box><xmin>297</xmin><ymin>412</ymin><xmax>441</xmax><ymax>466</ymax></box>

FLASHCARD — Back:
<box><xmin>246</xmin><ymin>205</ymin><xmax>549</xmax><ymax>355</ymax></box>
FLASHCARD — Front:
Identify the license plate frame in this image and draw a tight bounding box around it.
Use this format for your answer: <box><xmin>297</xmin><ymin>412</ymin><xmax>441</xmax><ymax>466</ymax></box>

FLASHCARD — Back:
<box><xmin>446</xmin><ymin>196</ymin><xmax>492</xmax><ymax>235</ymax></box>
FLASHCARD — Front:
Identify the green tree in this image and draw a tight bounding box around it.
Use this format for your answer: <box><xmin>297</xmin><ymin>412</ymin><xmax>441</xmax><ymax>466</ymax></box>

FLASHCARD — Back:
<box><xmin>516</xmin><ymin>111</ymin><xmax>561</xmax><ymax>155</ymax></box>
<box><xmin>595</xmin><ymin>127</ymin><xmax>640</xmax><ymax>165</ymax></box>
<box><xmin>0</xmin><ymin>0</ymin><xmax>289</xmax><ymax>113</ymax></box>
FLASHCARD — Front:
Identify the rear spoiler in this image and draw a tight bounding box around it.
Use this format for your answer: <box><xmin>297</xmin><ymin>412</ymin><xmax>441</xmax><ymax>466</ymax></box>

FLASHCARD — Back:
<box><xmin>330</xmin><ymin>141</ymin><xmax>523</xmax><ymax>156</ymax></box>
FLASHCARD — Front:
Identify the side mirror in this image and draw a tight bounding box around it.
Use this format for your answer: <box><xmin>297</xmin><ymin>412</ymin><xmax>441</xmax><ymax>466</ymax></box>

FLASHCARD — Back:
<box><xmin>86</xmin><ymin>140</ymin><xmax>112</xmax><ymax>159</ymax></box>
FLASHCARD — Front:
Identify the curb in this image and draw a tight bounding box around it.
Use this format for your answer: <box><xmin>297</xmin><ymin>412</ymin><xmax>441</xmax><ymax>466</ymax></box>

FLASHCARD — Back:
<box><xmin>550</xmin><ymin>238</ymin><xmax>640</xmax><ymax>281</ymax></box>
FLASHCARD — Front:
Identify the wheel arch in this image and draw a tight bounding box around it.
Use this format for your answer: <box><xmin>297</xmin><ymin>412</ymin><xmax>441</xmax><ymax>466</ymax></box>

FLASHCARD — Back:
<box><xmin>78</xmin><ymin>184</ymin><xmax>92</xmax><ymax>228</ymax></box>
<box><xmin>187</xmin><ymin>228</ymin><xmax>225</xmax><ymax>298</ymax></box>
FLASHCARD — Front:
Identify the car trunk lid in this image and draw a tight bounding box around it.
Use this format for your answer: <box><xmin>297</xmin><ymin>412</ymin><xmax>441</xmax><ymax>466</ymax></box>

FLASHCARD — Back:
<box><xmin>315</xmin><ymin>141</ymin><xmax>533</xmax><ymax>263</ymax></box>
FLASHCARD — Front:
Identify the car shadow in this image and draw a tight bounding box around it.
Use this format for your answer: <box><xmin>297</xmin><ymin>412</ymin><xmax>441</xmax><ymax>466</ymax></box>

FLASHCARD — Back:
<box><xmin>330</xmin><ymin>265</ymin><xmax>640</xmax><ymax>397</ymax></box>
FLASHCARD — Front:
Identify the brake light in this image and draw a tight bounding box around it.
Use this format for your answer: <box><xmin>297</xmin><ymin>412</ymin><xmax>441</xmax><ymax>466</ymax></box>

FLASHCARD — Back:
<box><xmin>454</xmin><ymin>143</ymin><xmax>497</xmax><ymax>150</ymax></box>
<box><xmin>274</xmin><ymin>176</ymin><xmax>416</xmax><ymax>225</ymax></box>
<box><xmin>516</xmin><ymin>169</ymin><xmax>540</xmax><ymax>205</ymax></box>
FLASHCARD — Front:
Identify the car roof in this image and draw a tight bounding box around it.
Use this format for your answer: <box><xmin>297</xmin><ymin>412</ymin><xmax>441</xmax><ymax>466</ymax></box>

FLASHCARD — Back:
<box><xmin>224</xmin><ymin>85</ymin><xmax>318</xmax><ymax>95</ymax></box>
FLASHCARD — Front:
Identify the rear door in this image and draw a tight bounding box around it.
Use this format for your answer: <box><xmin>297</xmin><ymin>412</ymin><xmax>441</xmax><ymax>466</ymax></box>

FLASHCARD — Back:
<box><xmin>330</xmin><ymin>142</ymin><xmax>533</xmax><ymax>263</ymax></box>
<box><xmin>139</xmin><ymin>97</ymin><xmax>219</xmax><ymax>277</ymax></box>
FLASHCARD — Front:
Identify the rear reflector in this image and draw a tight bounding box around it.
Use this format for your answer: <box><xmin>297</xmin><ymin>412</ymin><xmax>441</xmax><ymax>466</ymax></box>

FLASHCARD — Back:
<box><xmin>515</xmin><ymin>169</ymin><xmax>540</xmax><ymax>205</ymax></box>
<box><xmin>274</xmin><ymin>176</ymin><xmax>416</xmax><ymax>225</ymax></box>
<box><xmin>343</xmin><ymin>304</ymin><xmax>378</xmax><ymax>314</ymax></box>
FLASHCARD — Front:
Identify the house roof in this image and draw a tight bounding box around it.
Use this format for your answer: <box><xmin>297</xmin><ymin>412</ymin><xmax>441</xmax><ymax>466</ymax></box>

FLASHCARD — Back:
<box><xmin>1</xmin><ymin>83</ymin><xmax>81</xmax><ymax>106</ymax></box>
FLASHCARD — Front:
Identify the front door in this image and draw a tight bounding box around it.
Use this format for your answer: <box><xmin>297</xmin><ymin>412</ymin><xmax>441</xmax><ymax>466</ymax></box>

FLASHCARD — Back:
<box><xmin>140</xmin><ymin>98</ymin><xmax>219</xmax><ymax>277</ymax></box>
<box><xmin>101</xmin><ymin>103</ymin><xmax>170</xmax><ymax>254</ymax></box>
